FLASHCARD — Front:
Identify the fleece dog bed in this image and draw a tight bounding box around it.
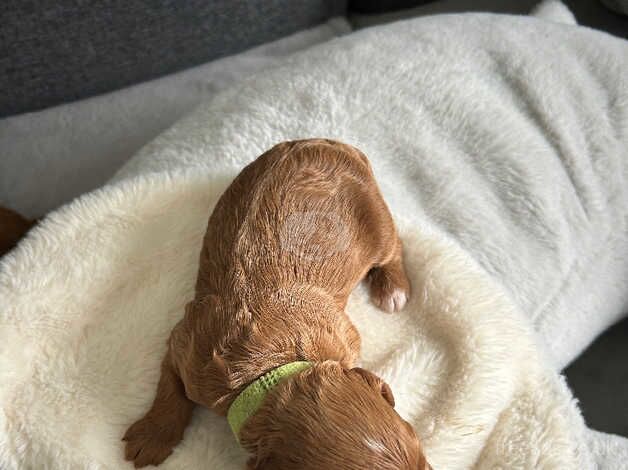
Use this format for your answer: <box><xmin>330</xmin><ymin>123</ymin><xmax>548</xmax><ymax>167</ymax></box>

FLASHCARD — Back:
<box><xmin>1</xmin><ymin>4</ymin><xmax>627</xmax><ymax>469</ymax></box>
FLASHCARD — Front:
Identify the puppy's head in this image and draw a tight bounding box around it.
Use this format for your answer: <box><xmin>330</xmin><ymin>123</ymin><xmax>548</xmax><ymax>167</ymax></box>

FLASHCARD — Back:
<box><xmin>240</xmin><ymin>361</ymin><xmax>430</xmax><ymax>470</ymax></box>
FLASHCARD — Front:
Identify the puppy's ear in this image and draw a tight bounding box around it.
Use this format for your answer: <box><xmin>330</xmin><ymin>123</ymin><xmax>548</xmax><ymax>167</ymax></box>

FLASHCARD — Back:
<box><xmin>351</xmin><ymin>367</ymin><xmax>395</xmax><ymax>407</ymax></box>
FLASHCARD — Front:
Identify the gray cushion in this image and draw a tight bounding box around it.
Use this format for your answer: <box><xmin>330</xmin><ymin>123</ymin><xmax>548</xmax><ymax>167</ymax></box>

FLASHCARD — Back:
<box><xmin>0</xmin><ymin>0</ymin><xmax>346</xmax><ymax>117</ymax></box>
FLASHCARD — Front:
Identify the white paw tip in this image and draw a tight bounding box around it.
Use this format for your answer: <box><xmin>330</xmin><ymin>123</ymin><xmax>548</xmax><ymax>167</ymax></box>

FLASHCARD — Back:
<box><xmin>379</xmin><ymin>288</ymin><xmax>408</xmax><ymax>313</ymax></box>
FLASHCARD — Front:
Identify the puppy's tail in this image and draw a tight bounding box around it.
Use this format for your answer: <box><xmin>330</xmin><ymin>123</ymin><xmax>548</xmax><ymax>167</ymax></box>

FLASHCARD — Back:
<box><xmin>0</xmin><ymin>206</ymin><xmax>36</xmax><ymax>257</ymax></box>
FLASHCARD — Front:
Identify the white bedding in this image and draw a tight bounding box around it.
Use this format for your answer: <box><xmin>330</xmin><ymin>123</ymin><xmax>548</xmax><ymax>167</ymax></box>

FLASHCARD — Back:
<box><xmin>0</xmin><ymin>18</ymin><xmax>350</xmax><ymax>218</ymax></box>
<box><xmin>1</xmin><ymin>4</ymin><xmax>628</xmax><ymax>469</ymax></box>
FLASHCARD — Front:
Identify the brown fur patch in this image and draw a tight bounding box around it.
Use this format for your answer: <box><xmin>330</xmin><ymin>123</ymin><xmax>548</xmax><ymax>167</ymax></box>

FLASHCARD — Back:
<box><xmin>0</xmin><ymin>206</ymin><xmax>35</xmax><ymax>257</ymax></box>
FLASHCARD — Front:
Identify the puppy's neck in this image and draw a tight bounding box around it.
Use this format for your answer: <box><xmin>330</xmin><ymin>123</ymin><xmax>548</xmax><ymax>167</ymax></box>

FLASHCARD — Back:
<box><xmin>213</xmin><ymin>284</ymin><xmax>360</xmax><ymax>412</ymax></box>
<box><xmin>248</xmin><ymin>283</ymin><xmax>360</xmax><ymax>364</ymax></box>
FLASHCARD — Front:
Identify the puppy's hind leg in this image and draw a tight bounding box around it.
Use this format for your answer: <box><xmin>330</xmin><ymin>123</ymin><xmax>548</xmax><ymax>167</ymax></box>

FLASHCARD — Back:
<box><xmin>123</xmin><ymin>350</ymin><xmax>195</xmax><ymax>468</ymax></box>
<box><xmin>367</xmin><ymin>237</ymin><xmax>410</xmax><ymax>313</ymax></box>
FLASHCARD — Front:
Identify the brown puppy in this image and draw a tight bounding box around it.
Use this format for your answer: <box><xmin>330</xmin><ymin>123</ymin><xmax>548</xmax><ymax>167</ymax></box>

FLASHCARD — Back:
<box><xmin>123</xmin><ymin>139</ymin><xmax>431</xmax><ymax>469</ymax></box>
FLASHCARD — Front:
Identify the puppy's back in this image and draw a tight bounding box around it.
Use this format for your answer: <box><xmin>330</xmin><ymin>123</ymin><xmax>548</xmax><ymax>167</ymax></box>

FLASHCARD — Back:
<box><xmin>197</xmin><ymin>139</ymin><xmax>393</xmax><ymax>299</ymax></box>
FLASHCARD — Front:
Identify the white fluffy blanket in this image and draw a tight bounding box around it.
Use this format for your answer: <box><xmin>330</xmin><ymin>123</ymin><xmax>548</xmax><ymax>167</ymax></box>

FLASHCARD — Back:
<box><xmin>2</xmin><ymin>6</ymin><xmax>628</xmax><ymax>470</ymax></box>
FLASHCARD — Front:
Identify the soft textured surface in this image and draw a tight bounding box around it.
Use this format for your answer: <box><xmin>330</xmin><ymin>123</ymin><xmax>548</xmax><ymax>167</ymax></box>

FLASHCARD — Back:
<box><xmin>0</xmin><ymin>18</ymin><xmax>350</xmax><ymax>218</ymax></box>
<box><xmin>1</xmin><ymin>4</ymin><xmax>628</xmax><ymax>470</ymax></box>
<box><xmin>0</xmin><ymin>0</ymin><xmax>347</xmax><ymax>116</ymax></box>
<box><xmin>530</xmin><ymin>0</ymin><xmax>577</xmax><ymax>22</ymax></box>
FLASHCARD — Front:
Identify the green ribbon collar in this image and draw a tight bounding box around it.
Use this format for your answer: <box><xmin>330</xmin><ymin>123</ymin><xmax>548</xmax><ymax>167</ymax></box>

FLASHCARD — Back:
<box><xmin>227</xmin><ymin>361</ymin><xmax>312</xmax><ymax>442</ymax></box>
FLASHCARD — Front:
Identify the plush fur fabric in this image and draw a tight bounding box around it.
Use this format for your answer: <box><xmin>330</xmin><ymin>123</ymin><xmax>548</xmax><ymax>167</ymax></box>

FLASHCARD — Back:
<box><xmin>1</xmin><ymin>4</ymin><xmax>628</xmax><ymax>470</ymax></box>
<box><xmin>0</xmin><ymin>172</ymin><xmax>596</xmax><ymax>469</ymax></box>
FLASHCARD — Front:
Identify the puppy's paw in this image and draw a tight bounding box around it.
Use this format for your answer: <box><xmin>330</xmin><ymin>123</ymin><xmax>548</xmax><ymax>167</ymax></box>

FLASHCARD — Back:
<box><xmin>122</xmin><ymin>416</ymin><xmax>180</xmax><ymax>468</ymax></box>
<box><xmin>371</xmin><ymin>286</ymin><xmax>408</xmax><ymax>313</ymax></box>
<box><xmin>368</xmin><ymin>267</ymin><xmax>410</xmax><ymax>313</ymax></box>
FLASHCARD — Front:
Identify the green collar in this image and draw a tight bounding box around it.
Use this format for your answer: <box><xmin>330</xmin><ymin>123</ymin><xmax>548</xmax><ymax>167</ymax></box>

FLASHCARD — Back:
<box><xmin>227</xmin><ymin>361</ymin><xmax>312</xmax><ymax>442</ymax></box>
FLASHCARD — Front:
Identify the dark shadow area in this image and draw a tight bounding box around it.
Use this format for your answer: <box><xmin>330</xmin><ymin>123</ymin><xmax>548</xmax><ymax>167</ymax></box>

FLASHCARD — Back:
<box><xmin>565</xmin><ymin>316</ymin><xmax>628</xmax><ymax>437</ymax></box>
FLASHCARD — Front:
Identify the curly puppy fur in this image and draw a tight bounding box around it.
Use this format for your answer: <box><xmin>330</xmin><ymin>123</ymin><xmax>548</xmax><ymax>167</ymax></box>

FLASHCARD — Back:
<box><xmin>123</xmin><ymin>139</ymin><xmax>431</xmax><ymax>469</ymax></box>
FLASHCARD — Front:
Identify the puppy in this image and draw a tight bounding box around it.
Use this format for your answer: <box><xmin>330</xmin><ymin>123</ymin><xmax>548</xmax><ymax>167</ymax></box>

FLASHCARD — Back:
<box><xmin>123</xmin><ymin>139</ymin><xmax>431</xmax><ymax>469</ymax></box>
